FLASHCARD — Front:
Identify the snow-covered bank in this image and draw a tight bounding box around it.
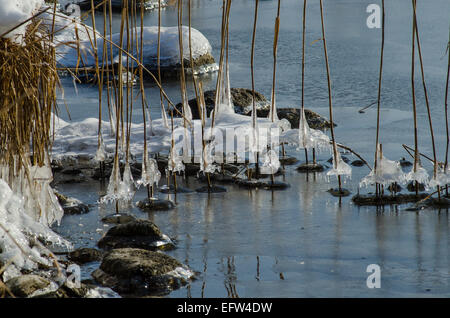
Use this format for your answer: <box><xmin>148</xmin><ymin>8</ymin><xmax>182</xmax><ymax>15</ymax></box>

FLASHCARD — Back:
<box><xmin>0</xmin><ymin>0</ymin><xmax>44</xmax><ymax>43</ymax></box>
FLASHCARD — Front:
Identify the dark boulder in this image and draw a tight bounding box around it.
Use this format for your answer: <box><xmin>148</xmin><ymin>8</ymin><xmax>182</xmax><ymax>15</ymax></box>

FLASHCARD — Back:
<box><xmin>97</xmin><ymin>219</ymin><xmax>175</xmax><ymax>251</ymax></box>
<box><xmin>92</xmin><ymin>248</ymin><xmax>193</xmax><ymax>296</ymax></box>
<box><xmin>175</xmin><ymin>88</ymin><xmax>334</xmax><ymax>130</ymax></box>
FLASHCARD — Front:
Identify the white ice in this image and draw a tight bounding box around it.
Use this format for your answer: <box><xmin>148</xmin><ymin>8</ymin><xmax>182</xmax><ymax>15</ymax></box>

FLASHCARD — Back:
<box><xmin>0</xmin><ymin>179</ymin><xmax>73</xmax><ymax>281</ymax></box>
<box><xmin>360</xmin><ymin>145</ymin><xmax>407</xmax><ymax>188</ymax></box>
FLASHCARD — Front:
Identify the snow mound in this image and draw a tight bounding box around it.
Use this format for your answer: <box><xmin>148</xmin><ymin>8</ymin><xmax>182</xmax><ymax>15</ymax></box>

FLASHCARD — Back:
<box><xmin>57</xmin><ymin>26</ymin><xmax>213</xmax><ymax>69</ymax></box>
<box><xmin>0</xmin><ymin>0</ymin><xmax>44</xmax><ymax>43</ymax></box>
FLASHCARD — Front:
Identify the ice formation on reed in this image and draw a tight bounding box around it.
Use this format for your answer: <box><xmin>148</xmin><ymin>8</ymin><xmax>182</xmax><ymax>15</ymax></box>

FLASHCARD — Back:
<box><xmin>280</xmin><ymin>109</ymin><xmax>330</xmax><ymax>151</ymax></box>
<box><xmin>428</xmin><ymin>164</ymin><xmax>450</xmax><ymax>188</ymax></box>
<box><xmin>326</xmin><ymin>147</ymin><xmax>352</xmax><ymax>181</ymax></box>
<box><xmin>137</xmin><ymin>151</ymin><xmax>161</xmax><ymax>188</ymax></box>
<box><xmin>405</xmin><ymin>162</ymin><xmax>430</xmax><ymax>190</ymax></box>
<box><xmin>260</xmin><ymin>149</ymin><xmax>281</xmax><ymax>175</ymax></box>
<box><xmin>101</xmin><ymin>159</ymin><xmax>136</xmax><ymax>204</ymax></box>
<box><xmin>199</xmin><ymin>141</ymin><xmax>220</xmax><ymax>175</ymax></box>
<box><xmin>360</xmin><ymin>146</ymin><xmax>406</xmax><ymax>188</ymax></box>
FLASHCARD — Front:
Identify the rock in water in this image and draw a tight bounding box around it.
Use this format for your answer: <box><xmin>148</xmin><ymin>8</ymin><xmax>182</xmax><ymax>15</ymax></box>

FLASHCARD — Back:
<box><xmin>175</xmin><ymin>89</ymin><xmax>334</xmax><ymax>130</ymax></box>
<box><xmin>97</xmin><ymin>219</ymin><xmax>175</xmax><ymax>251</ymax></box>
<box><xmin>5</xmin><ymin>275</ymin><xmax>52</xmax><ymax>298</ymax></box>
<box><xmin>92</xmin><ymin>248</ymin><xmax>194</xmax><ymax>296</ymax></box>
<box><xmin>55</xmin><ymin>192</ymin><xmax>90</xmax><ymax>215</ymax></box>
<box><xmin>136</xmin><ymin>198</ymin><xmax>176</xmax><ymax>211</ymax></box>
<box><xmin>57</xmin><ymin>26</ymin><xmax>215</xmax><ymax>77</ymax></box>
<box><xmin>68</xmin><ymin>248</ymin><xmax>103</xmax><ymax>264</ymax></box>
<box><xmin>101</xmin><ymin>213</ymin><xmax>137</xmax><ymax>224</ymax></box>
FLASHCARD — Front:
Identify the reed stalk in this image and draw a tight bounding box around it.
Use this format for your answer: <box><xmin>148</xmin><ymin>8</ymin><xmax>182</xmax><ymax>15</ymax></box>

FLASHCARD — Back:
<box><xmin>374</xmin><ymin>0</ymin><xmax>385</xmax><ymax>197</ymax></box>
<box><xmin>319</xmin><ymin>0</ymin><xmax>341</xmax><ymax>191</ymax></box>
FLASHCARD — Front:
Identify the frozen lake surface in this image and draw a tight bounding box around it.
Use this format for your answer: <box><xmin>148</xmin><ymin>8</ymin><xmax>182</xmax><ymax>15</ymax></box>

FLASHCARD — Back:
<box><xmin>53</xmin><ymin>0</ymin><xmax>450</xmax><ymax>297</ymax></box>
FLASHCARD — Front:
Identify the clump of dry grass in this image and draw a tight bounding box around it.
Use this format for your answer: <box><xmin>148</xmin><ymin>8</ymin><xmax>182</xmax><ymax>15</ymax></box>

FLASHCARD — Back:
<box><xmin>0</xmin><ymin>21</ymin><xmax>59</xmax><ymax>172</ymax></box>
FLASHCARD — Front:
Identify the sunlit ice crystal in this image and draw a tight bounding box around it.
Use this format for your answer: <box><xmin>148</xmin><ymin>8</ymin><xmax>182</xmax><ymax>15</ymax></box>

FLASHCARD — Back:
<box><xmin>326</xmin><ymin>147</ymin><xmax>352</xmax><ymax>181</ymax></box>
<box><xmin>101</xmin><ymin>159</ymin><xmax>121</xmax><ymax>204</ymax></box>
<box><xmin>94</xmin><ymin>135</ymin><xmax>107</xmax><ymax>162</ymax></box>
<box><xmin>137</xmin><ymin>151</ymin><xmax>161</xmax><ymax>188</ymax></box>
<box><xmin>200</xmin><ymin>142</ymin><xmax>220</xmax><ymax>174</ymax></box>
<box><xmin>360</xmin><ymin>148</ymin><xmax>406</xmax><ymax>188</ymax></box>
<box><xmin>167</xmin><ymin>146</ymin><xmax>185</xmax><ymax>174</ymax></box>
<box><xmin>260</xmin><ymin>149</ymin><xmax>281</xmax><ymax>175</ymax></box>
<box><xmin>120</xmin><ymin>162</ymin><xmax>136</xmax><ymax>201</ymax></box>
<box><xmin>428</xmin><ymin>164</ymin><xmax>450</xmax><ymax>188</ymax></box>
<box><xmin>405</xmin><ymin>163</ymin><xmax>430</xmax><ymax>190</ymax></box>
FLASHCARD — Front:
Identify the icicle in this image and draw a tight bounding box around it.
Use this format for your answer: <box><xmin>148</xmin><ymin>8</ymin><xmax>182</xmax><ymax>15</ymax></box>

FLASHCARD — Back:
<box><xmin>137</xmin><ymin>151</ymin><xmax>161</xmax><ymax>188</ymax></box>
<box><xmin>200</xmin><ymin>141</ymin><xmax>219</xmax><ymax>174</ymax></box>
<box><xmin>101</xmin><ymin>159</ymin><xmax>121</xmax><ymax>204</ymax></box>
<box><xmin>95</xmin><ymin>134</ymin><xmax>107</xmax><ymax>162</ymax></box>
<box><xmin>268</xmin><ymin>89</ymin><xmax>279</xmax><ymax>122</ymax></box>
<box><xmin>119</xmin><ymin>163</ymin><xmax>136</xmax><ymax>202</ymax></box>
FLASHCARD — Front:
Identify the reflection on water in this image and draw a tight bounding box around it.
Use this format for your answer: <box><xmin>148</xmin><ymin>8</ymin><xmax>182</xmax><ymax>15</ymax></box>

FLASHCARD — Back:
<box><xmin>53</xmin><ymin>0</ymin><xmax>450</xmax><ymax>297</ymax></box>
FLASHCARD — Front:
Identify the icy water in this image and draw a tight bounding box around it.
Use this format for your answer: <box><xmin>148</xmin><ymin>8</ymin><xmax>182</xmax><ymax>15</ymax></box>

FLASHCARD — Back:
<box><xmin>53</xmin><ymin>0</ymin><xmax>450</xmax><ymax>297</ymax></box>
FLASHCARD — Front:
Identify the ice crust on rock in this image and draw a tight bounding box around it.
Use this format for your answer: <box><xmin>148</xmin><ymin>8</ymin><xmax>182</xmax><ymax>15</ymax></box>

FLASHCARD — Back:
<box><xmin>0</xmin><ymin>179</ymin><xmax>73</xmax><ymax>280</ymax></box>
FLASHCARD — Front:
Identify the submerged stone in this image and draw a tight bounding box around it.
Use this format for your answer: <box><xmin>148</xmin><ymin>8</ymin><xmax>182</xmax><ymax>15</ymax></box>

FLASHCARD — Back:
<box><xmin>97</xmin><ymin>219</ymin><xmax>175</xmax><ymax>251</ymax></box>
<box><xmin>328</xmin><ymin>188</ymin><xmax>351</xmax><ymax>197</ymax></box>
<box><xmin>5</xmin><ymin>275</ymin><xmax>51</xmax><ymax>298</ymax></box>
<box><xmin>91</xmin><ymin>248</ymin><xmax>194</xmax><ymax>296</ymax></box>
<box><xmin>296</xmin><ymin>163</ymin><xmax>325</xmax><ymax>172</ymax></box>
<box><xmin>68</xmin><ymin>248</ymin><xmax>103</xmax><ymax>264</ymax></box>
<box><xmin>136</xmin><ymin>198</ymin><xmax>176</xmax><ymax>211</ymax></box>
<box><xmin>195</xmin><ymin>185</ymin><xmax>227</xmax><ymax>193</ymax></box>
<box><xmin>101</xmin><ymin>213</ymin><xmax>137</xmax><ymax>224</ymax></box>
<box><xmin>351</xmin><ymin>160</ymin><xmax>365</xmax><ymax>167</ymax></box>
<box><xmin>399</xmin><ymin>157</ymin><xmax>413</xmax><ymax>167</ymax></box>
<box><xmin>235</xmin><ymin>179</ymin><xmax>290</xmax><ymax>190</ymax></box>
<box><xmin>159</xmin><ymin>184</ymin><xmax>193</xmax><ymax>194</ymax></box>
<box><xmin>406</xmin><ymin>181</ymin><xmax>426</xmax><ymax>193</ymax></box>
<box><xmin>352</xmin><ymin>193</ymin><xmax>428</xmax><ymax>206</ymax></box>
<box><xmin>279</xmin><ymin>156</ymin><xmax>298</xmax><ymax>166</ymax></box>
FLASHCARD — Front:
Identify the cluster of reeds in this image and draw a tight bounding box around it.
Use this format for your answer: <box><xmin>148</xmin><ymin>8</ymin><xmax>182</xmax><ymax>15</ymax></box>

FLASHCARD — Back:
<box><xmin>0</xmin><ymin>7</ymin><xmax>61</xmax><ymax>219</ymax></box>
